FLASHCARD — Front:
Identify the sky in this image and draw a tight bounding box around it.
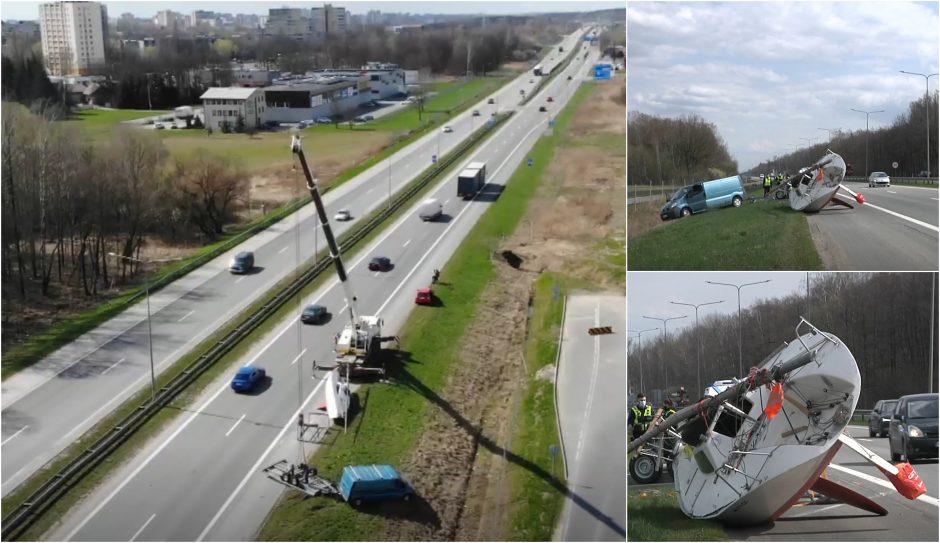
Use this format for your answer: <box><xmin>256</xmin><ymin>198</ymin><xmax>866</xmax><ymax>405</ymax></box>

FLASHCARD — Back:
<box><xmin>628</xmin><ymin>1</ymin><xmax>940</xmax><ymax>170</ymax></box>
<box><xmin>627</xmin><ymin>271</ymin><xmax>811</xmax><ymax>341</ymax></box>
<box><xmin>0</xmin><ymin>0</ymin><xmax>624</xmax><ymax>20</ymax></box>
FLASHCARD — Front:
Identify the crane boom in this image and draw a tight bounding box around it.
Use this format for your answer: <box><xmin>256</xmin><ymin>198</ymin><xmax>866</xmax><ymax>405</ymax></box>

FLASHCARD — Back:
<box><xmin>291</xmin><ymin>135</ymin><xmax>359</xmax><ymax>324</ymax></box>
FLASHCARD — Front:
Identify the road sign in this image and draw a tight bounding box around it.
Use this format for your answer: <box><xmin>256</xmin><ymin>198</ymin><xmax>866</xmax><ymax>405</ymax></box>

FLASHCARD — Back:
<box><xmin>892</xmin><ymin>161</ymin><xmax>898</xmax><ymax>169</ymax></box>
<box><xmin>549</xmin><ymin>118</ymin><xmax>556</xmax><ymax>127</ymax></box>
<box><xmin>588</xmin><ymin>326</ymin><xmax>614</xmax><ymax>335</ymax></box>
<box><xmin>527</xmin><ymin>158</ymin><xmax>534</xmax><ymax>167</ymax></box>
<box><xmin>432</xmin><ymin>154</ymin><xmax>437</xmax><ymax>164</ymax></box>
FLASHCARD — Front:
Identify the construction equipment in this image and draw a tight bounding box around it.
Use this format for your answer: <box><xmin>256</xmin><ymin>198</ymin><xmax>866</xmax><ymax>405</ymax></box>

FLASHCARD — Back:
<box><xmin>291</xmin><ymin>135</ymin><xmax>398</xmax><ymax>377</ymax></box>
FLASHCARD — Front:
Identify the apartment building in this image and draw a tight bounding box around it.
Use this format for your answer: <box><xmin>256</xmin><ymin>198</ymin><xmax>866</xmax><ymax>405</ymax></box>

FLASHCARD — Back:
<box><xmin>265</xmin><ymin>7</ymin><xmax>310</xmax><ymax>39</ymax></box>
<box><xmin>311</xmin><ymin>4</ymin><xmax>347</xmax><ymax>34</ymax></box>
<box><xmin>39</xmin><ymin>1</ymin><xmax>108</xmax><ymax>76</ymax></box>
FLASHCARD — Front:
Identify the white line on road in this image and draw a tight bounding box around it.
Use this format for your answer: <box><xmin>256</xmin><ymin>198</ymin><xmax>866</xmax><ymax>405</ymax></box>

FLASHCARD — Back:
<box><xmin>402</xmin><ymin>239</ymin><xmax>411</xmax><ymax>248</ymax></box>
<box><xmin>100</xmin><ymin>358</ymin><xmax>126</xmax><ymax>376</ymax></box>
<box><xmin>374</xmin><ymin>271</ymin><xmax>380</xmax><ymax>277</ymax></box>
<box><xmin>366</xmin><ymin>188</ymin><xmax>374</xmax><ymax>194</ymax></box>
<box><xmin>1</xmin><ymin>426</ymin><xmax>28</xmax><ymax>447</ymax></box>
<box><xmin>842</xmin><ymin>193</ymin><xmax>940</xmax><ymax>232</ymax></box>
<box><xmin>933</xmin><ymin>198</ymin><xmax>938</xmax><ymax>201</ymax></box>
<box><xmin>178</xmin><ymin>310</ymin><xmax>195</xmax><ymax>322</ymax></box>
<box><xmin>129</xmin><ymin>513</ymin><xmax>156</xmax><ymax>542</ymax></box>
<box><xmin>224</xmin><ymin>414</ymin><xmax>246</xmax><ymax>437</ymax></box>
<box><xmin>278</xmin><ymin>245</ymin><xmax>289</xmax><ymax>254</ymax></box>
<box><xmin>290</xmin><ymin>349</ymin><xmax>307</xmax><ymax>365</ymax></box>
<box><xmin>234</xmin><ymin>276</ymin><xmax>245</xmax><ymax>284</ymax></box>
<box><xmin>886</xmin><ymin>190</ymin><xmax>897</xmax><ymax>194</ymax></box>
<box><xmin>339</xmin><ymin>303</ymin><xmax>348</xmax><ymax>314</ymax></box>
<box><xmin>828</xmin><ymin>463</ymin><xmax>940</xmax><ymax>507</ymax></box>
<box><xmin>443</xmin><ymin>199</ymin><xmax>450</xmax><ymax>206</ymax></box>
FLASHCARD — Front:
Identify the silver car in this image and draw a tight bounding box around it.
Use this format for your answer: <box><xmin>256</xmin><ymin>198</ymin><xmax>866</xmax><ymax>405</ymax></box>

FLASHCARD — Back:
<box><xmin>868</xmin><ymin>171</ymin><xmax>890</xmax><ymax>187</ymax></box>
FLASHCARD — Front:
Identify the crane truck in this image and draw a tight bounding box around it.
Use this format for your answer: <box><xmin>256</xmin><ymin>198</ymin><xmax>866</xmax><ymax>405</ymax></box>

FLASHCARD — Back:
<box><xmin>291</xmin><ymin>135</ymin><xmax>397</xmax><ymax>377</ymax></box>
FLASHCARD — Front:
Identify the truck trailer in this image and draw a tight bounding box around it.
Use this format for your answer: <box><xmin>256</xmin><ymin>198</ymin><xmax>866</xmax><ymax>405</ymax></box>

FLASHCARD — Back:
<box><xmin>457</xmin><ymin>161</ymin><xmax>486</xmax><ymax>199</ymax></box>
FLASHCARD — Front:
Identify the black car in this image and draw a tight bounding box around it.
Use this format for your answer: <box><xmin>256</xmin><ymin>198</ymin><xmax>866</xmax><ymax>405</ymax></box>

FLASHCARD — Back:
<box><xmin>868</xmin><ymin>399</ymin><xmax>898</xmax><ymax>437</ymax></box>
<box><xmin>539</xmin><ymin>106</ymin><xmax>547</xmax><ymax>112</ymax></box>
<box><xmin>368</xmin><ymin>256</ymin><xmax>392</xmax><ymax>271</ymax></box>
<box><xmin>300</xmin><ymin>303</ymin><xmax>328</xmax><ymax>324</ymax></box>
<box><xmin>889</xmin><ymin>393</ymin><xmax>938</xmax><ymax>461</ymax></box>
<box><xmin>229</xmin><ymin>251</ymin><xmax>254</xmax><ymax>274</ymax></box>
<box><xmin>487</xmin><ymin>98</ymin><xmax>495</xmax><ymax>104</ymax></box>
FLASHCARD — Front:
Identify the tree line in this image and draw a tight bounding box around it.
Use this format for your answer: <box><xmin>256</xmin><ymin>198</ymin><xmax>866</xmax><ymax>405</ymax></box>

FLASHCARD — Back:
<box><xmin>629</xmin><ymin>273</ymin><xmax>938</xmax><ymax>409</ymax></box>
<box><xmin>628</xmin><ymin>111</ymin><xmax>739</xmax><ymax>187</ymax></box>
<box><xmin>749</xmin><ymin>92</ymin><xmax>939</xmax><ymax>177</ymax></box>
<box><xmin>1</xmin><ymin>103</ymin><xmax>249</xmax><ymax>300</ymax></box>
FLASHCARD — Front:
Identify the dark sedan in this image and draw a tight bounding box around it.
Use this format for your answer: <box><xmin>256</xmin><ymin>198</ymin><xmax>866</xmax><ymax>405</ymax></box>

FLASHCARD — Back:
<box><xmin>368</xmin><ymin>256</ymin><xmax>392</xmax><ymax>272</ymax></box>
<box><xmin>868</xmin><ymin>399</ymin><xmax>898</xmax><ymax>437</ymax></box>
<box><xmin>889</xmin><ymin>393</ymin><xmax>938</xmax><ymax>461</ymax></box>
<box><xmin>300</xmin><ymin>303</ymin><xmax>328</xmax><ymax>324</ymax></box>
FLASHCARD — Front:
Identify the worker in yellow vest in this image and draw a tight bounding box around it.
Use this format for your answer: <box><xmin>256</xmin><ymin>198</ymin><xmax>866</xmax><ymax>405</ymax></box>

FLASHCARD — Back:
<box><xmin>763</xmin><ymin>174</ymin><xmax>773</xmax><ymax>196</ymax></box>
<box><xmin>630</xmin><ymin>393</ymin><xmax>654</xmax><ymax>440</ymax></box>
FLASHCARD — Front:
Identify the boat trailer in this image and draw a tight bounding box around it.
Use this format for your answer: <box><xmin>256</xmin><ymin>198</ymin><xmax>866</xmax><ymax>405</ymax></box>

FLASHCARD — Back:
<box><xmin>262</xmin><ymin>460</ymin><xmax>340</xmax><ymax>499</ymax></box>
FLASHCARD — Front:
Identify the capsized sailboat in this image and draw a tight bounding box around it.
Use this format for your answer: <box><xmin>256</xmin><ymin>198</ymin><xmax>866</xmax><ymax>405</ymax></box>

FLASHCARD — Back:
<box><xmin>785</xmin><ymin>151</ymin><xmax>864</xmax><ymax>212</ymax></box>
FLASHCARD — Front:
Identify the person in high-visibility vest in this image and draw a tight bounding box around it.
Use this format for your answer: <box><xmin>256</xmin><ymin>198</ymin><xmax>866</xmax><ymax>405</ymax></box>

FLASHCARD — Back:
<box><xmin>629</xmin><ymin>393</ymin><xmax>654</xmax><ymax>440</ymax></box>
<box><xmin>763</xmin><ymin>174</ymin><xmax>773</xmax><ymax>196</ymax></box>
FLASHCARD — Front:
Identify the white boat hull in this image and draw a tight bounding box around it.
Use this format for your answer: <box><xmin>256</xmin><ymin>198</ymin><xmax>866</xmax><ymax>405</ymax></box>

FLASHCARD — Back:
<box><xmin>789</xmin><ymin>153</ymin><xmax>846</xmax><ymax>212</ymax></box>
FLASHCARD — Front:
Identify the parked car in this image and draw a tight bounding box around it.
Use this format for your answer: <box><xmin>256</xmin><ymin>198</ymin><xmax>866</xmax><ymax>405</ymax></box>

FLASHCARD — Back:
<box><xmin>567</xmin><ymin>75</ymin><xmax>572</xmax><ymax>80</ymax></box>
<box><xmin>334</xmin><ymin>209</ymin><xmax>352</xmax><ymax>221</ymax></box>
<box><xmin>231</xmin><ymin>365</ymin><xmax>266</xmax><ymax>393</ymax></box>
<box><xmin>368</xmin><ymin>256</ymin><xmax>392</xmax><ymax>271</ymax></box>
<box><xmin>339</xmin><ymin>465</ymin><xmax>413</xmax><ymax>507</ymax></box>
<box><xmin>264</xmin><ymin>120</ymin><xmax>280</xmax><ymax>128</ymax></box>
<box><xmin>442</xmin><ymin>125</ymin><xmax>453</xmax><ymax>133</ymax></box>
<box><xmin>539</xmin><ymin>106</ymin><xmax>547</xmax><ymax>112</ymax></box>
<box><xmin>529</xmin><ymin>79</ymin><xmax>534</xmax><ymax>83</ymax></box>
<box><xmin>660</xmin><ymin>176</ymin><xmax>745</xmax><ymax>220</ymax></box>
<box><xmin>229</xmin><ymin>251</ymin><xmax>254</xmax><ymax>274</ymax></box>
<box><xmin>300</xmin><ymin>303</ymin><xmax>328</xmax><ymax>324</ymax></box>
<box><xmin>547</xmin><ymin>96</ymin><xmax>554</xmax><ymax>102</ymax></box>
<box><xmin>916</xmin><ymin>170</ymin><xmax>931</xmax><ymax>177</ymax></box>
<box><xmin>297</xmin><ymin>121</ymin><xmax>309</xmax><ymax>129</ymax></box>
<box><xmin>155</xmin><ymin>124</ymin><xmax>165</xmax><ymax>130</ymax></box>
<box><xmin>868</xmin><ymin>171</ymin><xmax>891</xmax><ymax>187</ymax></box>
<box><xmin>487</xmin><ymin>97</ymin><xmax>495</xmax><ymax>104</ymax></box>
<box><xmin>315</xmin><ymin>117</ymin><xmax>332</xmax><ymax>124</ymax></box>
<box><xmin>472</xmin><ymin>110</ymin><xmax>480</xmax><ymax>116</ymax></box>
<box><xmin>415</xmin><ymin>287</ymin><xmax>433</xmax><ymax>305</ymax></box>
<box><xmin>889</xmin><ymin>393</ymin><xmax>938</xmax><ymax>461</ymax></box>
<box><xmin>868</xmin><ymin>399</ymin><xmax>899</xmax><ymax>437</ymax></box>
<box><xmin>353</xmin><ymin>116</ymin><xmax>367</xmax><ymax>123</ymax></box>
<box><xmin>362</xmin><ymin>114</ymin><xmax>374</xmax><ymax>121</ymax></box>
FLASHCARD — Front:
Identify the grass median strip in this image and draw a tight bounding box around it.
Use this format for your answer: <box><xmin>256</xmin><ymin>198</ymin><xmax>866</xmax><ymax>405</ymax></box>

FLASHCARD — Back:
<box><xmin>258</xmin><ymin>80</ymin><xmax>594</xmax><ymax>542</ymax></box>
<box><xmin>1</xmin><ymin>116</ymin><xmax>509</xmax><ymax>541</ymax></box>
<box><xmin>627</xmin><ymin>487</ymin><xmax>727</xmax><ymax>541</ymax></box>
<box><xmin>628</xmin><ymin>200</ymin><xmax>823</xmax><ymax>271</ymax></box>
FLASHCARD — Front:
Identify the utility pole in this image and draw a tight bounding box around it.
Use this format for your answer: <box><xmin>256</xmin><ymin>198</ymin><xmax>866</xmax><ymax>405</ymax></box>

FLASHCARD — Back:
<box><xmin>628</xmin><ymin>328</ymin><xmax>659</xmax><ymax>392</ymax></box>
<box><xmin>706</xmin><ymin>279</ymin><xmax>771</xmax><ymax>376</ymax></box>
<box><xmin>671</xmin><ymin>299</ymin><xmax>723</xmax><ymax>396</ymax></box>
<box><xmin>899</xmin><ymin>71</ymin><xmax>938</xmax><ymax>177</ymax></box>
<box><xmin>850</xmin><ymin>108</ymin><xmax>884</xmax><ymax>178</ymax></box>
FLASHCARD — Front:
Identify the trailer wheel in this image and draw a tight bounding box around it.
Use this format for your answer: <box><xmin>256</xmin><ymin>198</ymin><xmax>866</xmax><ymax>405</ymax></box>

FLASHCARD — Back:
<box><xmin>629</xmin><ymin>455</ymin><xmax>662</xmax><ymax>484</ymax></box>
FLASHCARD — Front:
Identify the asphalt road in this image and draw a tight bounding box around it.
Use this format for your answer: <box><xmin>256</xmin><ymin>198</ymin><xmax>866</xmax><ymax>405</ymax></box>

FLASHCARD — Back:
<box><xmin>628</xmin><ymin>426</ymin><xmax>938</xmax><ymax>541</ymax></box>
<box><xmin>807</xmin><ymin>181</ymin><xmax>938</xmax><ymax>271</ymax></box>
<box><xmin>0</xmin><ymin>30</ymin><xmax>589</xmax><ymax>498</ymax></box>
<box><xmin>555</xmin><ymin>294</ymin><xmax>627</xmax><ymax>542</ymax></box>
<box><xmin>47</xmin><ymin>41</ymin><xmax>603</xmax><ymax>542</ymax></box>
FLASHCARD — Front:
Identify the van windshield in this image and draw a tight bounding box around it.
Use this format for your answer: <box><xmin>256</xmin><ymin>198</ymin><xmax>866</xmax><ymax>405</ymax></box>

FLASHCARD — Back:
<box><xmin>670</xmin><ymin>187</ymin><xmax>688</xmax><ymax>201</ymax></box>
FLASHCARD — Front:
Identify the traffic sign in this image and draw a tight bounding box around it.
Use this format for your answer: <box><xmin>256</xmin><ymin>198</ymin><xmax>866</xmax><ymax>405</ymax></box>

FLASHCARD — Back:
<box><xmin>432</xmin><ymin>154</ymin><xmax>437</xmax><ymax>164</ymax></box>
<box><xmin>892</xmin><ymin>161</ymin><xmax>898</xmax><ymax>169</ymax></box>
<box><xmin>527</xmin><ymin>158</ymin><xmax>534</xmax><ymax>167</ymax></box>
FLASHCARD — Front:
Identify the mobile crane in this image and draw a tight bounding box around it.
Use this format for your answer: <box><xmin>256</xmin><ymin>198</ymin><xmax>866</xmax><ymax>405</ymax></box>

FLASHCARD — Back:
<box><xmin>291</xmin><ymin>134</ymin><xmax>397</xmax><ymax>377</ymax></box>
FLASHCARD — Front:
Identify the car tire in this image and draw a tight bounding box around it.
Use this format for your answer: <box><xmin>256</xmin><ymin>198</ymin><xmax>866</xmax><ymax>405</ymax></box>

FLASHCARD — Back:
<box><xmin>680</xmin><ymin>207</ymin><xmax>692</xmax><ymax>218</ymax></box>
<box><xmin>869</xmin><ymin>426</ymin><xmax>876</xmax><ymax>437</ymax></box>
<box><xmin>890</xmin><ymin>446</ymin><xmax>901</xmax><ymax>462</ymax></box>
<box><xmin>880</xmin><ymin>430</ymin><xmax>888</xmax><ymax>438</ymax></box>
<box><xmin>732</xmin><ymin>196</ymin><xmax>743</xmax><ymax>207</ymax></box>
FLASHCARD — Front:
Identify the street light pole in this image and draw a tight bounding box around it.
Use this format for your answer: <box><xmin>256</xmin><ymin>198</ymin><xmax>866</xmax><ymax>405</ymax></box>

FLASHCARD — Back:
<box><xmin>642</xmin><ymin>314</ymin><xmax>687</xmax><ymax>389</ymax></box>
<box><xmin>670</xmin><ymin>299</ymin><xmax>723</xmax><ymax>396</ymax></box>
<box><xmin>705</xmin><ymin>280</ymin><xmax>771</xmax><ymax>376</ymax></box>
<box><xmin>817</xmin><ymin>127</ymin><xmax>841</xmax><ymax>146</ymax></box>
<box><xmin>899</xmin><ymin>71</ymin><xmax>938</xmax><ymax>177</ymax></box>
<box><xmin>628</xmin><ymin>327</ymin><xmax>659</xmax><ymax>392</ymax></box>
<box><xmin>850</xmin><ymin>108</ymin><xmax>884</xmax><ymax>178</ymax></box>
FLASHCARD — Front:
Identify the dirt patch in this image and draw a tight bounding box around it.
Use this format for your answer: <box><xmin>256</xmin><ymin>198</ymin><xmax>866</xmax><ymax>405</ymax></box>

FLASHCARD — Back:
<box><xmin>381</xmin><ymin>79</ymin><xmax>625</xmax><ymax>540</ymax></box>
<box><xmin>627</xmin><ymin>200</ymin><xmax>669</xmax><ymax>240</ymax></box>
<box><xmin>500</xmin><ymin>61</ymin><xmax>532</xmax><ymax>74</ymax></box>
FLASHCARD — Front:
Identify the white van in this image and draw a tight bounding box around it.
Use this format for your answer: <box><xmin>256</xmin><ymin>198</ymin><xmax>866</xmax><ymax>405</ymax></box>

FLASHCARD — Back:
<box><xmin>418</xmin><ymin>198</ymin><xmax>443</xmax><ymax>221</ymax></box>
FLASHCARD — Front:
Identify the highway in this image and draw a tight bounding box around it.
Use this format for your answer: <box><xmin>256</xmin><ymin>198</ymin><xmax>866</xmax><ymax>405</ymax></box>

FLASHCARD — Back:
<box><xmin>555</xmin><ymin>295</ymin><xmax>627</xmax><ymax>541</ymax></box>
<box><xmin>47</xmin><ymin>40</ymin><xmax>602</xmax><ymax>542</ymax></box>
<box><xmin>807</xmin><ymin>181</ymin><xmax>938</xmax><ymax>271</ymax></box>
<box><xmin>0</xmin><ymin>29</ymin><xmax>589</xmax><ymax>498</ymax></box>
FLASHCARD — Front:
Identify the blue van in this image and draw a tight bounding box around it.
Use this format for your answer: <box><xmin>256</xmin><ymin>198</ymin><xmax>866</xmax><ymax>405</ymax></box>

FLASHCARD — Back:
<box><xmin>660</xmin><ymin>176</ymin><xmax>745</xmax><ymax>220</ymax></box>
<box><xmin>339</xmin><ymin>464</ymin><xmax>413</xmax><ymax>506</ymax></box>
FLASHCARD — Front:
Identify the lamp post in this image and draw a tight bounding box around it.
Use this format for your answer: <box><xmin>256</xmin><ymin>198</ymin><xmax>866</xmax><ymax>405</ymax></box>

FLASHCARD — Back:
<box><xmin>899</xmin><ymin>71</ymin><xmax>938</xmax><ymax>177</ymax></box>
<box><xmin>642</xmin><ymin>314</ymin><xmax>687</xmax><ymax>389</ymax></box>
<box><xmin>817</xmin><ymin>127</ymin><xmax>841</xmax><ymax>145</ymax></box>
<box><xmin>706</xmin><ymin>279</ymin><xmax>771</xmax><ymax>376</ymax></box>
<box><xmin>670</xmin><ymin>299</ymin><xmax>723</xmax><ymax>396</ymax></box>
<box><xmin>850</xmin><ymin>108</ymin><xmax>884</xmax><ymax>177</ymax></box>
<box><xmin>628</xmin><ymin>327</ymin><xmax>659</xmax><ymax>392</ymax></box>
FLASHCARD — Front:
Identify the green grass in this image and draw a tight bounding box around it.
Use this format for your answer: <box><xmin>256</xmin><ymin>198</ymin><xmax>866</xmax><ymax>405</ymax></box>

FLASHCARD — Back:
<box><xmin>628</xmin><ymin>200</ymin><xmax>823</xmax><ymax>271</ymax></box>
<box><xmin>65</xmin><ymin>108</ymin><xmax>167</xmax><ymax>125</ymax></box>
<box><xmin>371</xmin><ymin>77</ymin><xmax>509</xmax><ymax>132</ymax></box>
<box><xmin>260</xmin><ymin>77</ymin><xmax>593</xmax><ymax>543</ymax></box>
<box><xmin>628</xmin><ymin>488</ymin><xmax>727</xmax><ymax>541</ymax></box>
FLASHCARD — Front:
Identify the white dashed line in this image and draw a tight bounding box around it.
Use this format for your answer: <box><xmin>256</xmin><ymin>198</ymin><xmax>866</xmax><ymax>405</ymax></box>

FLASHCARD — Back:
<box><xmin>224</xmin><ymin>414</ymin><xmax>246</xmax><ymax>437</ymax></box>
<box><xmin>886</xmin><ymin>190</ymin><xmax>897</xmax><ymax>194</ymax></box>
<box><xmin>841</xmin><ymin>194</ymin><xmax>940</xmax><ymax>232</ymax></box>
<box><xmin>101</xmin><ymin>358</ymin><xmax>126</xmax><ymax>376</ymax></box>
<box><xmin>1</xmin><ymin>426</ymin><xmax>29</xmax><ymax>446</ymax></box>
<box><xmin>178</xmin><ymin>310</ymin><xmax>195</xmax><ymax>322</ymax></box>
<box><xmin>443</xmin><ymin>199</ymin><xmax>450</xmax><ymax>206</ymax></box>
<box><xmin>278</xmin><ymin>246</ymin><xmax>289</xmax><ymax>254</ymax></box>
<box><xmin>289</xmin><ymin>349</ymin><xmax>307</xmax><ymax>365</ymax></box>
<box><xmin>403</xmin><ymin>239</ymin><xmax>411</xmax><ymax>247</ymax></box>
<box><xmin>130</xmin><ymin>513</ymin><xmax>156</xmax><ymax>542</ymax></box>
<box><xmin>234</xmin><ymin>276</ymin><xmax>245</xmax><ymax>284</ymax></box>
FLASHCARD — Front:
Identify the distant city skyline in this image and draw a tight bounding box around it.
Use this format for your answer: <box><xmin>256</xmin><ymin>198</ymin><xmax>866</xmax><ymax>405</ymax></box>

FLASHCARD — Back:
<box><xmin>0</xmin><ymin>0</ymin><xmax>624</xmax><ymax>21</ymax></box>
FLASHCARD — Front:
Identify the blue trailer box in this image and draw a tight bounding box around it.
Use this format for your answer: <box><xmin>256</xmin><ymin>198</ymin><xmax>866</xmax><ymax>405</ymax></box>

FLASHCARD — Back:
<box><xmin>594</xmin><ymin>63</ymin><xmax>613</xmax><ymax>80</ymax></box>
<box><xmin>339</xmin><ymin>464</ymin><xmax>414</xmax><ymax>506</ymax></box>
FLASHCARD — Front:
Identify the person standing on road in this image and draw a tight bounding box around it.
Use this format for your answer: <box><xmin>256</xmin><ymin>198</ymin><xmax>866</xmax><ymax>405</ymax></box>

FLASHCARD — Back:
<box><xmin>629</xmin><ymin>393</ymin><xmax>654</xmax><ymax>440</ymax></box>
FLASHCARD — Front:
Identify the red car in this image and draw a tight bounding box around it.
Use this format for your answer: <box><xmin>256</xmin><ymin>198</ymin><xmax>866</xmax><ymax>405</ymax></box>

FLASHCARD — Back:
<box><xmin>415</xmin><ymin>287</ymin><xmax>433</xmax><ymax>305</ymax></box>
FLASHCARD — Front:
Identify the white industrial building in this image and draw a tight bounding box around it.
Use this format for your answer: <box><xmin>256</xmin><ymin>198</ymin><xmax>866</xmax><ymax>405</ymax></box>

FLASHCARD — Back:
<box><xmin>263</xmin><ymin>78</ymin><xmax>364</xmax><ymax>123</ymax></box>
<box><xmin>39</xmin><ymin>1</ymin><xmax>108</xmax><ymax>76</ymax></box>
<box><xmin>200</xmin><ymin>87</ymin><xmax>266</xmax><ymax>130</ymax></box>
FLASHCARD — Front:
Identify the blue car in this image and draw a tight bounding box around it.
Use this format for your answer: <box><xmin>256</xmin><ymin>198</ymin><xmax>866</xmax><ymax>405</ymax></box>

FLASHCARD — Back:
<box><xmin>231</xmin><ymin>365</ymin><xmax>266</xmax><ymax>392</ymax></box>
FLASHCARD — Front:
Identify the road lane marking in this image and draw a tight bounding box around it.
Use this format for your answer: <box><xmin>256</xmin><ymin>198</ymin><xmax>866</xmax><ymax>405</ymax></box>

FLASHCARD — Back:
<box><xmin>101</xmin><ymin>358</ymin><xmax>126</xmax><ymax>376</ymax></box>
<box><xmin>224</xmin><ymin>414</ymin><xmax>246</xmax><ymax>437</ymax></box>
<box><xmin>374</xmin><ymin>271</ymin><xmax>380</xmax><ymax>277</ymax></box>
<box><xmin>443</xmin><ymin>199</ymin><xmax>450</xmax><ymax>206</ymax></box>
<box><xmin>129</xmin><ymin>513</ymin><xmax>155</xmax><ymax>542</ymax></box>
<box><xmin>178</xmin><ymin>310</ymin><xmax>195</xmax><ymax>322</ymax></box>
<box><xmin>290</xmin><ymin>349</ymin><xmax>307</xmax><ymax>366</ymax></box>
<box><xmin>828</xmin><ymin>463</ymin><xmax>939</xmax><ymax>506</ymax></box>
<box><xmin>886</xmin><ymin>190</ymin><xmax>897</xmax><ymax>194</ymax></box>
<box><xmin>932</xmin><ymin>197</ymin><xmax>938</xmax><ymax>201</ymax></box>
<box><xmin>841</xmin><ymin>193</ymin><xmax>940</xmax><ymax>232</ymax></box>
<box><xmin>278</xmin><ymin>245</ymin><xmax>289</xmax><ymax>254</ymax></box>
<box><xmin>234</xmin><ymin>276</ymin><xmax>245</xmax><ymax>284</ymax></box>
<box><xmin>197</xmin><ymin>378</ymin><xmax>328</xmax><ymax>541</ymax></box>
<box><xmin>403</xmin><ymin>239</ymin><xmax>411</xmax><ymax>248</ymax></box>
<box><xmin>1</xmin><ymin>426</ymin><xmax>28</xmax><ymax>446</ymax></box>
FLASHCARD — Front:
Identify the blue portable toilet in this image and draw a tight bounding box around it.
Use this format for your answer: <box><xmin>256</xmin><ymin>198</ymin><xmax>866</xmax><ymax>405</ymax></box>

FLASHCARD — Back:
<box><xmin>594</xmin><ymin>63</ymin><xmax>613</xmax><ymax>80</ymax></box>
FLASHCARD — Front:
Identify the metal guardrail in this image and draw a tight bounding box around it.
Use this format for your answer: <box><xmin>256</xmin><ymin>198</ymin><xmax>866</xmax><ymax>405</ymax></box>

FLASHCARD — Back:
<box><xmin>520</xmin><ymin>33</ymin><xmax>585</xmax><ymax>107</ymax></box>
<box><xmin>0</xmin><ymin>112</ymin><xmax>513</xmax><ymax>541</ymax></box>
<box><xmin>844</xmin><ymin>176</ymin><xmax>938</xmax><ymax>186</ymax></box>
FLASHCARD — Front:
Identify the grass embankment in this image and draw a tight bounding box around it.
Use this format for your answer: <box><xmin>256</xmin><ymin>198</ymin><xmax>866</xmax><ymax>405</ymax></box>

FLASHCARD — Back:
<box><xmin>628</xmin><ymin>199</ymin><xmax>823</xmax><ymax>271</ymax></box>
<box><xmin>6</xmin><ymin>117</ymin><xmax>507</xmax><ymax>541</ymax></box>
<box><xmin>260</xmin><ymin>78</ymin><xmax>596</xmax><ymax>542</ymax></box>
<box><xmin>628</xmin><ymin>488</ymin><xmax>727</xmax><ymax>541</ymax></box>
